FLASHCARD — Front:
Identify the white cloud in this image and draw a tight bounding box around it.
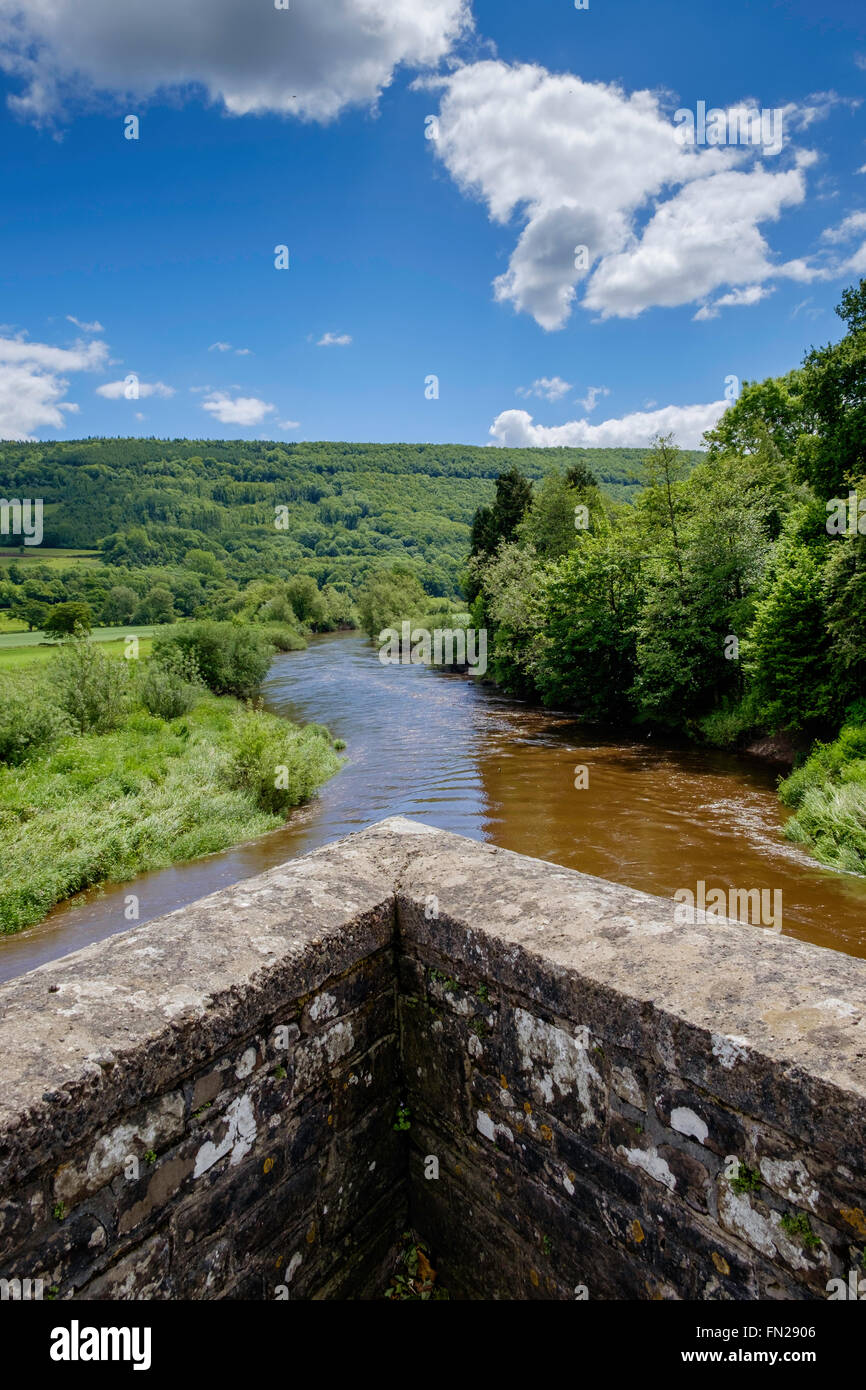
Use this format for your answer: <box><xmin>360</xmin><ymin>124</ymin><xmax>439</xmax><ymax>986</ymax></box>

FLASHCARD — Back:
<box><xmin>201</xmin><ymin>391</ymin><xmax>276</xmax><ymax>427</ymax></box>
<box><xmin>317</xmin><ymin>332</ymin><xmax>352</xmax><ymax>347</ymax></box>
<box><xmin>489</xmin><ymin>400</ymin><xmax>728</xmax><ymax>451</ymax></box>
<box><xmin>693</xmin><ymin>283</ymin><xmax>774</xmax><ymax>321</ymax></box>
<box><xmin>584</xmin><ymin>165</ymin><xmax>808</xmax><ymax>319</ymax></box>
<box><xmin>95</xmin><ymin>378</ymin><xmax>174</xmax><ymax>399</ymax></box>
<box><xmin>278</xmin><ymin>418</ymin><xmax>300</xmax><ymax>431</ymax></box>
<box><xmin>209</xmin><ymin>341</ymin><xmax>232</xmax><ymax>352</ymax></box>
<box><xmin>576</xmin><ymin>385</ymin><xmax>610</xmax><ymax>412</ymax></box>
<box><xmin>426</xmin><ymin>61</ymin><xmax>820</xmax><ymax>326</ymax></box>
<box><xmin>0</xmin><ymin>0</ymin><xmax>471</xmax><ymax>124</ymax></box>
<box><xmin>66</xmin><ymin>314</ymin><xmax>104</xmax><ymax>333</ymax></box>
<box><xmin>516</xmin><ymin>376</ymin><xmax>572</xmax><ymax>402</ymax></box>
<box><xmin>0</xmin><ymin>333</ymin><xmax>108</xmax><ymax>439</ymax></box>
<box><xmin>821</xmin><ymin>210</ymin><xmax>866</xmax><ymax>243</ymax></box>
<box><xmin>234</xmin><ymin>347</ymin><xmax>252</xmax><ymax>356</ymax></box>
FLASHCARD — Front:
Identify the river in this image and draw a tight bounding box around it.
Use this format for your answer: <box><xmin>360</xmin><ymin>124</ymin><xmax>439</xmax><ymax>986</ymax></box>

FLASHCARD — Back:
<box><xmin>2</xmin><ymin>630</ymin><xmax>864</xmax><ymax>982</ymax></box>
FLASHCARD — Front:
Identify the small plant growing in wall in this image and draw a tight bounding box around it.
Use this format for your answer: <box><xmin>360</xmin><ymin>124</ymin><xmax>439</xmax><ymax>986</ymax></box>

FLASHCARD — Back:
<box><xmin>541</xmin><ymin>1235</ymin><xmax>553</xmax><ymax>1257</ymax></box>
<box><xmin>385</xmin><ymin>1231</ymin><xmax>449</xmax><ymax>1300</ymax></box>
<box><xmin>780</xmin><ymin>1213</ymin><xmax>821</xmax><ymax>1250</ymax></box>
<box><xmin>52</xmin><ymin>1202</ymin><xmax>66</xmax><ymax>1223</ymax></box>
<box><xmin>728</xmin><ymin>1161</ymin><xmax>761</xmax><ymax>1196</ymax></box>
<box><xmin>273</xmin><ymin>1065</ymin><xmax>287</xmax><ymax>1081</ymax></box>
<box><xmin>394</xmin><ymin>1102</ymin><xmax>411</xmax><ymax>1132</ymax></box>
<box><xmin>469</xmin><ymin>1018</ymin><xmax>488</xmax><ymax>1039</ymax></box>
<box><xmin>144</xmin><ymin>1149</ymin><xmax>157</xmax><ymax>1166</ymax></box>
<box><xmin>476</xmin><ymin>984</ymin><xmax>489</xmax><ymax>1003</ymax></box>
<box><xmin>430</xmin><ymin>969</ymin><xmax>457</xmax><ymax>993</ymax></box>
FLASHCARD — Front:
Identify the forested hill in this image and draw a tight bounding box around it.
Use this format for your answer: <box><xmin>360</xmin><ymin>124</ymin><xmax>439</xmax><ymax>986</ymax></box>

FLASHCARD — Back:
<box><xmin>0</xmin><ymin>438</ymin><xmax>700</xmax><ymax>594</ymax></box>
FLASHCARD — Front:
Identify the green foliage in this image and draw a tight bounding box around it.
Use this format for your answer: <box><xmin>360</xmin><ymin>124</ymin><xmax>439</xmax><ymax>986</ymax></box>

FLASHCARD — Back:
<box><xmin>385</xmin><ymin>1232</ymin><xmax>449</xmax><ymax>1300</ymax></box>
<box><xmin>778</xmin><ymin>721</ymin><xmax>866</xmax><ymax>872</ymax></box>
<box><xmin>138</xmin><ymin>657</ymin><xmax>200</xmax><ymax>721</ymax></box>
<box><xmin>794</xmin><ymin>283</ymin><xmax>866</xmax><ymax>498</ymax></box>
<box><xmin>223</xmin><ymin>704</ymin><xmax>341</xmax><ymax>815</ymax></box>
<box><xmin>729</xmin><ymin>1162</ymin><xmax>762</xmax><ymax>1196</ymax></box>
<box><xmin>51</xmin><ymin>635</ymin><xmax>131</xmax><ymax>733</ymax></box>
<box><xmin>153</xmin><ymin>621</ymin><xmax>274</xmax><ymax>698</ymax></box>
<box><xmin>779</xmin><ymin>1213</ymin><xmax>821</xmax><ymax>1250</ymax></box>
<box><xmin>101</xmin><ymin>584</ymin><xmax>138</xmax><ymax>625</ymax></box>
<box><xmin>0</xmin><ymin>676</ymin><xmax>71</xmax><ymax>764</ymax></box>
<box><xmin>42</xmin><ymin>601</ymin><xmax>93</xmax><ymax>636</ymax></box>
<box><xmin>747</xmin><ymin>541</ymin><xmax>835</xmax><ymax>732</ymax></box>
<box><xmin>393</xmin><ymin>1103</ymin><xmax>411</xmax><ymax>1132</ymax></box>
<box><xmin>0</xmin><ymin>695</ymin><xmax>340</xmax><ymax>934</ymax></box>
<box><xmin>357</xmin><ymin>565</ymin><xmax>428</xmax><ymax>639</ymax></box>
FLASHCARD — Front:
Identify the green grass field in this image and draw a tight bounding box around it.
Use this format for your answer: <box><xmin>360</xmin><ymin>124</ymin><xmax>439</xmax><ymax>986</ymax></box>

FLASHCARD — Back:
<box><xmin>0</xmin><ymin>548</ymin><xmax>101</xmax><ymax>570</ymax></box>
<box><xmin>0</xmin><ymin>624</ymin><xmax>176</xmax><ymax>670</ymax></box>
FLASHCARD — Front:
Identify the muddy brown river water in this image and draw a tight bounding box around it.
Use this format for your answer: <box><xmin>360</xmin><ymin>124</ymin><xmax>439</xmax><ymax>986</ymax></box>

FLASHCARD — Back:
<box><xmin>2</xmin><ymin>629</ymin><xmax>865</xmax><ymax>983</ymax></box>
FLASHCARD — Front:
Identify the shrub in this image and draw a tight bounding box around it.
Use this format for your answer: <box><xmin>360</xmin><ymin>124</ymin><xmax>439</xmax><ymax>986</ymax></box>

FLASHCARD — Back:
<box><xmin>51</xmin><ymin>637</ymin><xmax>131</xmax><ymax>733</ymax></box>
<box><xmin>0</xmin><ymin>678</ymin><xmax>70</xmax><ymax>764</ymax></box>
<box><xmin>259</xmin><ymin>623</ymin><xmax>307</xmax><ymax>653</ymax></box>
<box><xmin>153</xmin><ymin>621</ymin><xmax>274</xmax><ymax>698</ymax></box>
<box><xmin>138</xmin><ymin>660</ymin><xmax>200</xmax><ymax>721</ymax></box>
<box><xmin>223</xmin><ymin>706</ymin><xmax>342</xmax><ymax>815</ymax></box>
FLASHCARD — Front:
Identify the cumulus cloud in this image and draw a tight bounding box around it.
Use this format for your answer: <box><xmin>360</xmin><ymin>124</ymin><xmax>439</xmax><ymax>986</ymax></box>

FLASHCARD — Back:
<box><xmin>201</xmin><ymin>391</ymin><xmax>276</xmax><ymax>427</ymax></box>
<box><xmin>209</xmin><ymin>341</ymin><xmax>232</xmax><ymax>352</ymax></box>
<box><xmin>489</xmin><ymin>400</ymin><xmax>728</xmax><ymax>450</ymax></box>
<box><xmin>0</xmin><ymin>0</ymin><xmax>471</xmax><ymax>124</ymax></box>
<box><xmin>426</xmin><ymin>61</ymin><xmax>819</xmax><ymax>326</ymax></box>
<box><xmin>317</xmin><ymin>332</ymin><xmax>353</xmax><ymax>347</ymax></box>
<box><xmin>0</xmin><ymin>333</ymin><xmax>108</xmax><ymax>440</ymax></box>
<box><xmin>516</xmin><ymin>376</ymin><xmax>572</xmax><ymax>402</ymax></box>
<box><xmin>95</xmin><ymin>378</ymin><xmax>174</xmax><ymax>398</ymax></box>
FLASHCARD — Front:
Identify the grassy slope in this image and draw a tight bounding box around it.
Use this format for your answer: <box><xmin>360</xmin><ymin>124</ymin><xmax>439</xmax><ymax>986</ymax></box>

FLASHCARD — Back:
<box><xmin>0</xmin><ymin>692</ymin><xmax>341</xmax><ymax>934</ymax></box>
<box><xmin>779</xmin><ymin>723</ymin><xmax>866</xmax><ymax>873</ymax></box>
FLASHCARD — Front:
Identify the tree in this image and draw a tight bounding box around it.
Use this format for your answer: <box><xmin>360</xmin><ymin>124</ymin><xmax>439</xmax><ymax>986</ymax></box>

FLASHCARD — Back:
<box><xmin>357</xmin><ymin>566</ymin><xmax>427</xmax><ymax>639</ymax></box>
<box><xmin>9</xmin><ymin>597</ymin><xmax>48</xmax><ymax>631</ymax></box>
<box><xmin>747</xmin><ymin>541</ymin><xmax>835</xmax><ymax>731</ymax></box>
<box><xmin>794</xmin><ymin>279</ymin><xmax>866</xmax><ymax>497</ymax></box>
<box><xmin>42</xmin><ymin>602</ymin><xmax>93</xmax><ymax>636</ymax></box>
<box><xmin>101</xmin><ymin>585</ymin><xmax>138</xmax><ymax>625</ymax></box>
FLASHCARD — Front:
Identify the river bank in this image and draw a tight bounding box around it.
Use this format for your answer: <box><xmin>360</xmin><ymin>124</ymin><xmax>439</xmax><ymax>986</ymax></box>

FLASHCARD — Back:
<box><xmin>3</xmin><ymin>630</ymin><xmax>866</xmax><ymax>982</ymax></box>
<box><xmin>0</xmin><ymin>631</ymin><xmax>342</xmax><ymax>934</ymax></box>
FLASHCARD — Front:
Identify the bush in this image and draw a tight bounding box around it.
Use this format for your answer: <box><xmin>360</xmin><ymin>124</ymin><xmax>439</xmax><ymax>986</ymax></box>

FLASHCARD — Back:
<box><xmin>138</xmin><ymin>660</ymin><xmax>200</xmax><ymax>721</ymax></box>
<box><xmin>0</xmin><ymin>678</ymin><xmax>70</xmax><ymax>765</ymax></box>
<box><xmin>51</xmin><ymin>637</ymin><xmax>131</xmax><ymax>733</ymax></box>
<box><xmin>693</xmin><ymin>696</ymin><xmax>759</xmax><ymax>749</ymax></box>
<box><xmin>153</xmin><ymin>621</ymin><xmax>274</xmax><ymax>698</ymax></box>
<box><xmin>259</xmin><ymin>623</ymin><xmax>307</xmax><ymax>653</ymax></box>
<box><xmin>223</xmin><ymin>705</ymin><xmax>342</xmax><ymax>815</ymax></box>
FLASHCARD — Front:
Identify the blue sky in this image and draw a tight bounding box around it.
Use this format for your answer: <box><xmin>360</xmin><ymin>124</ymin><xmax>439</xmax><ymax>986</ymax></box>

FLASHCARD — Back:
<box><xmin>0</xmin><ymin>0</ymin><xmax>864</xmax><ymax>448</ymax></box>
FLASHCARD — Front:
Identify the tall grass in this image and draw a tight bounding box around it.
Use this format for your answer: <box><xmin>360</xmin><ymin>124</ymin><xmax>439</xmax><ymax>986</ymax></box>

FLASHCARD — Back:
<box><xmin>779</xmin><ymin>721</ymin><xmax>866</xmax><ymax>873</ymax></box>
<box><xmin>0</xmin><ymin>688</ymin><xmax>342</xmax><ymax>934</ymax></box>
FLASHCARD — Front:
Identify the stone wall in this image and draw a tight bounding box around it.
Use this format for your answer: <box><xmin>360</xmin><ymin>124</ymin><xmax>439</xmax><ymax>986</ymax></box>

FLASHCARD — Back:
<box><xmin>1</xmin><ymin>817</ymin><xmax>865</xmax><ymax>1300</ymax></box>
<box><xmin>0</xmin><ymin>836</ymin><xmax>404</xmax><ymax>1300</ymax></box>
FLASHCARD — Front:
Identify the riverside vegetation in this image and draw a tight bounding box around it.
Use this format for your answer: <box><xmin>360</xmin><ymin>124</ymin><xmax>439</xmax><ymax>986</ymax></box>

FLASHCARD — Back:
<box><xmin>455</xmin><ymin>279</ymin><xmax>866</xmax><ymax>877</ymax></box>
<box><xmin>1</xmin><ymin>282</ymin><xmax>865</xmax><ymax>921</ymax></box>
<box><xmin>0</xmin><ymin>624</ymin><xmax>342</xmax><ymax>933</ymax></box>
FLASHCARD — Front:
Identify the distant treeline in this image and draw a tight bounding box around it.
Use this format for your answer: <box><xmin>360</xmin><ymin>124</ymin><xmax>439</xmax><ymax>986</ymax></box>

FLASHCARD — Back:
<box><xmin>0</xmin><ymin>439</ymin><xmax>691</xmax><ymax>600</ymax></box>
